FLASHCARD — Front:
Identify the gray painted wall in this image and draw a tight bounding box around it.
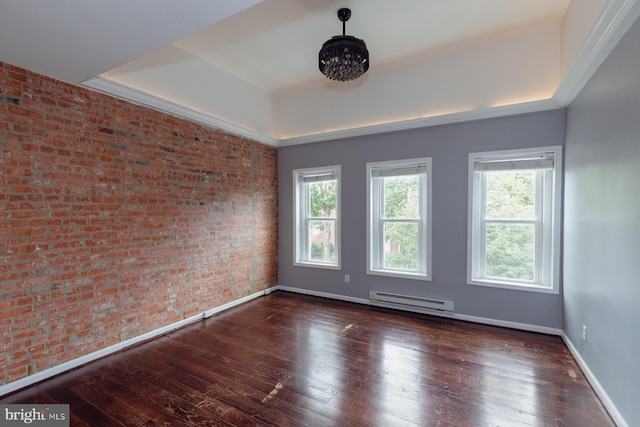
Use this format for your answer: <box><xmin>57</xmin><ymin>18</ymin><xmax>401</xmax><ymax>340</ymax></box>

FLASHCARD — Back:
<box><xmin>279</xmin><ymin>110</ymin><xmax>565</xmax><ymax>329</ymax></box>
<box><xmin>564</xmin><ymin>15</ymin><xmax>640</xmax><ymax>427</ymax></box>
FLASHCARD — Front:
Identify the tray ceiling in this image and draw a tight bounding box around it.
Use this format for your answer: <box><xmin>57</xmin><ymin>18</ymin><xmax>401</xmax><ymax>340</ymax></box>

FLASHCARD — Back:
<box><xmin>2</xmin><ymin>0</ymin><xmax>639</xmax><ymax>145</ymax></box>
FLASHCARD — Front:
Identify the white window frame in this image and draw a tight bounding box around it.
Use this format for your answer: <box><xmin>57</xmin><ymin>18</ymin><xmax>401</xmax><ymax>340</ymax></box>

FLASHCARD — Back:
<box><xmin>293</xmin><ymin>165</ymin><xmax>341</xmax><ymax>270</ymax></box>
<box><xmin>367</xmin><ymin>158</ymin><xmax>432</xmax><ymax>281</ymax></box>
<box><xmin>467</xmin><ymin>146</ymin><xmax>562</xmax><ymax>293</ymax></box>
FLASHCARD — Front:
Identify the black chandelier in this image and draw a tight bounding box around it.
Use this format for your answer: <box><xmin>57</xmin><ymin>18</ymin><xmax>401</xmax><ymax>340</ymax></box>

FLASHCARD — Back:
<box><xmin>319</xmin><ymin>8</ymin><xmax>369</xmax><ymax>82</ymax></box>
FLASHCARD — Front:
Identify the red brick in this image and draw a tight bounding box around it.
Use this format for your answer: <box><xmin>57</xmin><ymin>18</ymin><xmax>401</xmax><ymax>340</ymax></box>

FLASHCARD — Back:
<box><xmin>0</xmin><ymin>60</ymin><xmax>278</xmax><ymax>387</ymax></box>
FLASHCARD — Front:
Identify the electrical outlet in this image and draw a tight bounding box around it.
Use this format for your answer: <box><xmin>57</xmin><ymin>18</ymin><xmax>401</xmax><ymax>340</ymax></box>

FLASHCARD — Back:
<box><xmin>344</xmin><ymin>274</ymin><xmax>350</xmax><ymax>283</ymax></box>
<box><xmin>582</xmin><ymin>325</ymin><xmax>588</xmax><ymax>341</ymax></box>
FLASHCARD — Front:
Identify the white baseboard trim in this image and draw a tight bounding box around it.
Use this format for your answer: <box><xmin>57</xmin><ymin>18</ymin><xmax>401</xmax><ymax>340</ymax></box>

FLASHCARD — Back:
<box><xmin>203</xmin><ymin>288</ymin><xmax>272</xmax><ymax>318</ymax></box>
<box><xmin>0</xmin><ymin>288</ymin><xmax>272</xmax><ymax>398</ymax></box>
<box><xmin>275</xmin><ymin>286</ymin><xmax>371</xmax><ymax>306</ymax></box>
<box><xmin>273</xmin><ymin>286</ymin><xmax>562</xmax><ymax>336</ymax></box>
<box><xmin>561</xmin><ymin>332</ymin><xmax>627</xmax><ymax>427</ymax></box>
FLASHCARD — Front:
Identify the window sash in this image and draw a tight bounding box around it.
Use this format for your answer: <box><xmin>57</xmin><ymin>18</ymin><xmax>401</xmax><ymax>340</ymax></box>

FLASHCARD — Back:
<box><xmin>468</xmin><ymin>146</ymin><xmax>561</xmax><ymax>293</ymax></box>
<box><xmin>303</xmin><ymin>180</ymin><xmax>337</xmax><ymax>220</ymax></box>
<box><xmin>294</xmin><ymin>166</ymin><xmax>340</xmax><ymax>269</ymax></box>
<box><xmin>368</xmin><ymin>158</ymin><xmax>431</xmax><ymax>280</ymax></box>
<box><xmin>474</xmin><ymin>168</ymin><xmax>545</xmax><ymax>284</ymax></box>
<box><xmin>381</xmin><ymin>218</ymin><xmax>421</xmax><ymax>272</ymax></box>
<box><xmin>304</xmin><ymin>218</ymin><xmax>337</xmax><ymax>264</ymax></box>
<box><xmin>372</xmin><ymin>175</ymin><xmax>426</xmax><ymax>274</ymax></box>
<box><xmin>479</xmin><ymin>219</ymin><xmax>540</xmax><ymax>284</ymax></box>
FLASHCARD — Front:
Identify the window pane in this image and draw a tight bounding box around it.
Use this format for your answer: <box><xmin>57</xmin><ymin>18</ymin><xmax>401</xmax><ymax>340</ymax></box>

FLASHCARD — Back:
<box><xmin>309</xmin><ymin>220</ymin><xmax>336</xmax><ymax>263</ymax></box>
<box><xmin>383</xmin><ymin>221</ymin><xmax>418</xmax><ymax>270</ymax></box>
<box><xmin>308</xmin><ymin>181</ymin><xmax>336</xmax><ymax>218</ymax></box>
<box><xmin>485</xmin><ymin>171</ymin><xmax>535</xmax><ymax>219</ymax></box>
<box><xmin>485</xmin><ymin>223</ymin><xmax>535</xmax><ymax>281</ymax></box>
<box><xmin>383</xmin><ymin>175</ymin><xmax>419</xmax><ymax>219</ymax></box>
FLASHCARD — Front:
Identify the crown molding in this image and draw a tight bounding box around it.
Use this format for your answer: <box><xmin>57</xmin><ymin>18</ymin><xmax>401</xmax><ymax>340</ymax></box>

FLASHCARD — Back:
<box><xmin>278</xmin><ymin>99</ymin><xmax>560</xmax><ymax>147</ymax></box>
<box><xmin>80</xmin><ymin>1</ymin><xmax>639</xmax><ymax>148</ymax></box>
<box><xmin>554</xmin><ymin>0</ymin><xmax>640</xmax><ymax>107</ymax></box>
<box><xmin>81</xmin><ymin>77</ymin><xmax>279</xmax><ymax>147</ymax></box>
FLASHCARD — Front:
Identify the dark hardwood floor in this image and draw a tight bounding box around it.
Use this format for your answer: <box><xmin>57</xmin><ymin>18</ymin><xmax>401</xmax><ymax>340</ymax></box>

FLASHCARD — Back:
<box><xmin>1</xmin><ymin>292</ymin><xmax>613</xmax><ymax>426</ymax></box>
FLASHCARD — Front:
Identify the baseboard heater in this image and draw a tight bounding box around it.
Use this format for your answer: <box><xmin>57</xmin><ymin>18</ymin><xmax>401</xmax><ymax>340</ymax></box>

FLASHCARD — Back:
<box><xmin>369</xmin><ymin>291</ymin><xmax>454</xmax><ymax>312</ymax></box>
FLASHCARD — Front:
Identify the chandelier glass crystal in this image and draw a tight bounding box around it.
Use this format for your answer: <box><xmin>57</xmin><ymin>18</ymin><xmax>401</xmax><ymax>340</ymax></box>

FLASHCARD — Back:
<box><xmin>319</xmin><ymin>8</ymin><xmax>369</xmax><ymax>82</ymax></box>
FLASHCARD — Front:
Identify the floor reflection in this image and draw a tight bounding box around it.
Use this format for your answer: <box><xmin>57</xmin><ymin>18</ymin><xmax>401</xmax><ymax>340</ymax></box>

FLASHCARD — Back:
<box><xmin>378</xmin><ymin>338</ymin><xmax>426</xmax><ymax>426</ymax></box>
<box><xmin>479</xmin><ymin>344</ymin><xmax>539</xmax><ymax>426</ymax></box>
<box><xmin>295</xmin><ymin>321</ymin><xmax>344</xmax><ymax>418</ymax></box>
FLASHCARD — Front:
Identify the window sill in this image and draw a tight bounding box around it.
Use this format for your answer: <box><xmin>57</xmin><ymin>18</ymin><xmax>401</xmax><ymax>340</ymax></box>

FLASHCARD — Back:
<box><xmin>294</xmin><ymin>261</ymin><xmax>341</xmax><ymax>271</ymax></box>
<box><xmin>368</xmin><ymin>269</ymin><xmax>430</xmax><ymax>281</ymax></box>
<box><xmin>467</xmin><ymin>278</ymin><xmax>558</xmax><ymax>294</ymax></box>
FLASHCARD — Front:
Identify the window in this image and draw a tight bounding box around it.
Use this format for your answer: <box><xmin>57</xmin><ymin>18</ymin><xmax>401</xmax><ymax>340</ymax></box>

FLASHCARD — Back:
<box><xmin>367</xmin><ymin>158</ymin><xmax>432</xmax><ymax>280</ymax></box>
<box><xmin>467</xmin><ymin>146</ymin><xmax>562</xmax><ymax>293</ymax></box>
<box><xmin>294</xmin><ymin>166</ymin><xmax>340</xmax><ymax>269</ymax></box>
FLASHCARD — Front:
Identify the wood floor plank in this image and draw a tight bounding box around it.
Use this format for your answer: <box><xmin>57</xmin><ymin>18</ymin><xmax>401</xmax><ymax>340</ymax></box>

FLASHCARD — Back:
<box><xmin>1</xmin><ymin>291</ymin><xmax>614</xmax><ymax>426</ymax></box>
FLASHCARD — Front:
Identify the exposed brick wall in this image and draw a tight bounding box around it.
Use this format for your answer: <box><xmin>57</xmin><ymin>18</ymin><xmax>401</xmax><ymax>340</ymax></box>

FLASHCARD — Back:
<box><xmin>0</xmin><ymin>62</ymin><xmax>278</xmax><ymax>386</ymax></box>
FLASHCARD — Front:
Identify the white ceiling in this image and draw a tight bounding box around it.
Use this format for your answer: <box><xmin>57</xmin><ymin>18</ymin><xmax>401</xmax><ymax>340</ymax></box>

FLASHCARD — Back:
<box><xmin>2</xmin><ymin>0</ymin><xmax>639</xmax><ymax>146</ymax></box>
<box><xmin>173</xmin><ymin>0</ymin><xmax>570</xmax><ymax>93</ymax></box>
<box><xmin>0</xmin><ymin>0</ymin><xmax>262</xmax><ymax>83</ymax></box>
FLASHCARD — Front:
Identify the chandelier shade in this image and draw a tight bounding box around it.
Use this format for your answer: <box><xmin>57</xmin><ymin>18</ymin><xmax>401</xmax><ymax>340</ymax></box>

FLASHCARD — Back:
<box><xmin>319</xmin><ymin>8</ymin><xmax>369</xmax><ymax>82</ymax></box>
